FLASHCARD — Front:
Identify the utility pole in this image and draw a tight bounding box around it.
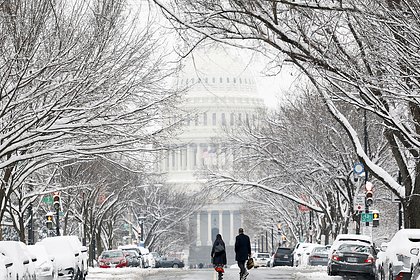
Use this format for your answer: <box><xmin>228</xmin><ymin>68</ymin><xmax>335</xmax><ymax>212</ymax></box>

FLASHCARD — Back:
<box><xmin>28</xmin><ymin>203</ymin><xmax>34</xmax><ymax>244</ymax></box>
<box><xmin>364</xmin><ymin>109</ymin><xmax>370</xmax><ymax>228</ymax></box>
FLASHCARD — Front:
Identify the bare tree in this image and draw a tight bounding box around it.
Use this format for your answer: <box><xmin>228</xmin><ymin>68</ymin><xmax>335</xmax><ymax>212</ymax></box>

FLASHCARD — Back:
<box><xmin>152</xmin><ymin>0</ymin><xmax>420</xmax><ymax>228</ymax></box>
<box><xmin>0</xmin><ymin>0</ymin><xmax>182</xmax><ymax>239</ymax></box>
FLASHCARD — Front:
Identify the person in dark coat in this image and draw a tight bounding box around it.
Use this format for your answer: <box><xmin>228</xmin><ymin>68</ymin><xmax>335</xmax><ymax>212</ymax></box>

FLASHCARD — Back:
<box><xmin>235</xmin><ymin>228</ymin><xmax>251</xmax><ymax>280</ymax></box>
<box><xmin>211</xmin><ymin>234</ymin><xmax>227</xmax><ymax>278</ymax></box>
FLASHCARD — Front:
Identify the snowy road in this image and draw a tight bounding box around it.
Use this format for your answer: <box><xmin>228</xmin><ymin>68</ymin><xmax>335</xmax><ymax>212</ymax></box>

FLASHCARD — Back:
<box><xmin>86</xmin><ymin>266</ymin><xmax>373</xmax><ymax>280</ymax></box>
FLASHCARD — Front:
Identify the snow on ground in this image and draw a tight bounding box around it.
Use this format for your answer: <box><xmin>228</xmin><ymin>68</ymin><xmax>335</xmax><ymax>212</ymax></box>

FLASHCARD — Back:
<box><xmin>87</xmin><ymin>265</ymin><xmax>341</xmax><ymax>279</ymax></box>
<box><xmin>87</xmin><ymin>267</ymin><xmax>181</xmax><ymax>279</ymax></box>
<box><xmin>290</xmin><ymin>265</ymin><xmax>341</xmax><ymax>280</ymax></box>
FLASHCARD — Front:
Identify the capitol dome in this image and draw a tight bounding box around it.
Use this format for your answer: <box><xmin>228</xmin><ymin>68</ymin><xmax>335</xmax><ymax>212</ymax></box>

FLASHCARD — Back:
<box><xmin>177</xmin><ymin>47</ymin><xmax>262</xmax><ymax>101</ymax></box>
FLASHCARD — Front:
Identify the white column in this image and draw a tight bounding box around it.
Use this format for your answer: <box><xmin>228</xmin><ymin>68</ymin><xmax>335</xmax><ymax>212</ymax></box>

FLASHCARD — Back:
<box><xmin>219</xmin><ymin>210</ymin><xmax>223</xmax><ymax>236</ymax></box>
<box><xmin>187</xmin><ymin>145</ymin><xmax>193</xmax><ymax>170</ymax></box>
<box><xmin>207</xmin><ymin>210</ymin><xmax>212</xmax><ymax>245</ymax></box>
<box><xmin>196</xmin><ymin>212</ymin><xmax>201</xmax><ymax>246</ymax></box>
<box><xmin>230</xmin><ymin>211</ymin><xmax>235</xmax><ymax>246</ymax></box>
<box><xmin>196</xmin><ymin>144</ymin><xmax>202</xmax><ymax>167</ymax></box>
<box><xmin>169</xmin><ymin>150</ymin><xmax>173</xmax><ymax>171</ymax></box>
<box><xmin>183</xmin><ymin>148</ymin><xmax>188</xmax><ymax>170</ymax></box>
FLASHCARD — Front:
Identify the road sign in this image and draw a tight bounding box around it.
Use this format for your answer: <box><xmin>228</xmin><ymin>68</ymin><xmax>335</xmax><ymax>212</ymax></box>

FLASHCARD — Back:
<box><xmin>354</xmin><ymin>194</ymin><xmax>366</xmax><ymax>212</ymax></box>
<box><xmin>42</xmin><ymin>196</ymin><xmax>53</xmax><ymax>204</ymax></box>
<box><xmin>361</xmin><ymin>213</ymin><xmax>373</xmax><ymax>223</ymax></box>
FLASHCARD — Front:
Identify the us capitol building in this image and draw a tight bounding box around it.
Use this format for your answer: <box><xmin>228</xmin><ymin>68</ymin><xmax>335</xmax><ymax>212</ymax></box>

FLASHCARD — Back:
<box><xmin>159</xmin><ymin>47</ymin><xmax>266</xmax><ymax>265</ymax></box>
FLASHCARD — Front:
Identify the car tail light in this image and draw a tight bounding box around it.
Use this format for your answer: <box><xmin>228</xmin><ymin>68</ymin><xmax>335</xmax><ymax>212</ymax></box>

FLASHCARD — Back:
<box><xmin>310</xmin><ymin>255</ymin><xmax>320</xmax><ymax>259</ymax></box>
<box><xmin>396</xmin><ymin>272</ymin><xmax>406</xmax><ymax>280</ymax></box>
<box><xmin>332</xmin><ymin>254</ymin><xmax>340</xmax><ymax>261</ymax></box>
<box><xmin>364</xmin><ymin>255</ymin><xmax>375</xmax><ymax>263</ymax></box>
<box><xmin>120</xmin><ymin>259</ymin><xmax>127</xmax><ymax>264</ymax></box>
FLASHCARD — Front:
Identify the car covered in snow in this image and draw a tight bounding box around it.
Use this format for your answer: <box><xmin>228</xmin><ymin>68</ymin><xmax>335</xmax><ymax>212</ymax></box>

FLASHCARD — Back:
<box><xmin>28</xmin><ymin>243</ymin><xmax>57</xmax><ymax>280</ymax></box>
<box><xmin>0</xmin><ymin>253</ymin><xmax>13</xmax><ymax>280</ymax></box>
<box><xmin>0</xmin><ymin>241</ymin><xmax>37</xmax><ymax>280</ymax></box>
<box><xmin>39</xmin><ymin>236</ymin><xmax>80</xmax><ymax>279</ymax></box>
<box><xmin>376</xmin><ymin>229</ymin><xmax>420</xmax><ymax>280</ymax></box>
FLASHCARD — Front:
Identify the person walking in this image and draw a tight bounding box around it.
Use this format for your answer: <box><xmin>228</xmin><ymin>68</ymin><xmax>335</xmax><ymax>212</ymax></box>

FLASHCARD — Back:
<box><xmin>235</xmin><ymin>228</ymin><xmax>251</xmax><ymax>280</ymax></box>
<box><xmin>211</xmin><ymin>234</ymin><xmax>227</xmax><ymax>280</ymax></box>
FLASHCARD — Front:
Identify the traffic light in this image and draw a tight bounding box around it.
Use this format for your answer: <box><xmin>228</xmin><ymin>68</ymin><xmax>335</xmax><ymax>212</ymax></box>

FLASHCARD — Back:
<box><xmin>46</xmin><ymin>213</ymin><xmax>53</xmax><ymax>230</ymax></box>
<box><xmin>365</xmin><ymin>182</ymin><xmax>374</xmax><ymax>207</ymax></box>
<box><xmin>372</xmin><ymin>211</ymin><xmax>380</xmax><ymax>227</ymax></box>
<box><xmin>53</xmin><ymin>192</ymin><xmax>60</xmax><ymax>211</ymax></box>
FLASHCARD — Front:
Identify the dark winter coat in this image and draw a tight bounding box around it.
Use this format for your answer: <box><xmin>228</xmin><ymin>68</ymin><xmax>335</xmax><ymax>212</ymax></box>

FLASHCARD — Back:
<box><xmin>211</xmin><ymin>239</ymin><xmax>227</xmax><ymax>265</ymax></box>
<box><xmin>234</xmin><ymin>233</ymin><xmax>251</xmax><ymax>261</ymax></box>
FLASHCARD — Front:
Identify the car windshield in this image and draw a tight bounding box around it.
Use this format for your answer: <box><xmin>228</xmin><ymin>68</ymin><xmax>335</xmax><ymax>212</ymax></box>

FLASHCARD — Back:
<box><xmin>338</xmin><ymin>244</ymin><xmax>370</xmax><ymax>253</ymax></box>
<box><xmin>313</xmin><ymin>247</ymin><xmax>328</xmax><ymax>253</ymax></box>
<box><xmin>102</xmin><ymin>251</ymin><xmax>123</xmax><ymax>258</ymax></box>
<box><xmin>257</xmin><ymin>254</ymin><xmax>270</xmax><ymax>258</ymax></box>
<box><xmin>277</xmin><ymin>248</ymin><xmax>292</xmax><ymax>254</ymax></box>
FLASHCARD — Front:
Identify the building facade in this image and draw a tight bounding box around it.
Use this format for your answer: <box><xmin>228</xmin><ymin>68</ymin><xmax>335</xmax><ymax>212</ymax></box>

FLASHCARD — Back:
<box><xmin>160</xmin><ymin>47</ymin><xmax>265</xmax><ymax>265</ymax></box>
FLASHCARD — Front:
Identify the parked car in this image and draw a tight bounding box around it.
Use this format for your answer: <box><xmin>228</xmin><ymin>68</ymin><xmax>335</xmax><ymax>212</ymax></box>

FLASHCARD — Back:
<box><xmin>271</xmin><ymin>247</ymin><xmax>293</xmax><ymax>267</ymax></box>
<box><xmin>57</xmin><ymin>236</ymin><xmax>88</xmax><ymax>279</ymax></box>
<box><xmin>123</xmin><ymin>250</ymin><xmax>141</xmax><ymax>267</ymax></box>
<box><xmin>376</xmin><ymin>229</ymin><xmax>420</xmax><ymax>280</ymax></box>
<box><xmin>327</xmin><ymin>242</ymin><xmax>377</xmax><ymax>279</ymax></box>
<box><xmin>98</xmin><ymin>250</ymin><xmax>128</xmax><ymax>268</ymax></box>
<box><xmin>329</xmin><ymin>234</ymin><xmax>374</xmax><ymax>259</ymax></box>
<box><xmin>39</xmin><ymin>236</ymin><xmax>80</xmax><ymax>279</ymax></box>
<box><xmin>293</xmin><ymin>243</ymin><xmax>315</xmax><ymax>266</ymax></box>
<box><xmin>118</xmin><ymin>245</ymin><xmax>144</xmax><ymax>268</ymax></box>
<box><xmin>252</xmin><ymin>252</ymin><xmax>270</xmax><ymax>268</ymax></box>
<box><xmin>0</xmin><ymin>253</ymin><xmax>13</xmax><ymax>280</ymax></box>
<box><xmin>307</xmin><ymin>245</ymin><xmax>329</xmax><ymax>266</ymax></box>
<box><xmin>155</xmin><ymin>257</ymin><xmax>184</xmax><ymax>268</ymax></box>
<box><xmin>0</xmin><ymin>241</ymin><xmax>37</xmax><ymax>280</ymax></box>
<box><xmin>27</xmin><ymin>244</ymin><xmax>57</xmax><ymax>280</ymax></box>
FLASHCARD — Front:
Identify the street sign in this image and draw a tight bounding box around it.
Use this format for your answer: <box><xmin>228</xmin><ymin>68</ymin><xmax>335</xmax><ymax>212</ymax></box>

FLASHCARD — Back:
<box><xmin>354</xmin><ymin>194</ymin><xmax>366</xmax><ymax>212</ymax></box>
<box><xmin>42</xmin><ymin>196</ymin><xmax>53</xmax><ymax>204</ymax></box>
<box><xmin>361</xmin><ymin>213</ymin><xmax>373</xmax><ymax>223</ymax></box>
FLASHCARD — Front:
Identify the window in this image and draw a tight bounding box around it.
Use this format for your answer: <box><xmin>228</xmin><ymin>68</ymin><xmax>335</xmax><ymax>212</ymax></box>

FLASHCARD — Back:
<box><xmin>212</xmin><ymin>113</ymin><xmax>217</xmax><ymax>125</ymax></box>
<box><xmin>203</xmin><ymin>113</ymin><xmax>208</xmax><ymax>126</ymax></box>
<box><xmin>205</xmin><ymin>77</ymin><xmax>208</xmax><ymax>83</ymax></box>
<box><xmin>219</xmin><ymin>77</ymin><xmax>223</xmax><ymax>83</ymax></box>
<box><xmin>221</xmin><ymin>113</ymin><xmax>226</xmax><ymax>126</ymax></box>
<box><xmin>233</xmin><ymin>78</ymin><xmax>236</xmax><ymax>83</ymax></box>
<box><xmin>195</xmin><ymin>114</ymin><xmax>199</xmax><ymax>126</ymax></box>
<box><xmin>227</xmin><ymin>77</ymin><xmax>230</xmax><ymax>83</ymax></box>
<box><xmin>212</xmin><ymin>77</ymin><xmax>216</xmax><ymax>83</ymax></box>
<box><xmin>230</xmin><ymin>113</ymin><xmax>235</xmax><ymax>126</ymax></box>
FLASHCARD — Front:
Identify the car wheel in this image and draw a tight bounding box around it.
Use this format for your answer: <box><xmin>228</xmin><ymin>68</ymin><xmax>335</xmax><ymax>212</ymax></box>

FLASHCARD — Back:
<box><xmin>173</xmin><ymin>264</ymin><xmax>179</xmax><ymax>268</ymax></box>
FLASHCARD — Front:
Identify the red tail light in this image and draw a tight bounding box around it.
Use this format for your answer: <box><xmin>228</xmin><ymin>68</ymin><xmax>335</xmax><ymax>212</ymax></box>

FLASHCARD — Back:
<box><xmin>310</xmin><ymin>255</ymin><xmax>321</xmax><ymax>259</ymax></box>
<box><xmin>332</xmin><ymin>254</ymin><xmax>340</xmax><ymax>261</ymax></box>
<box><xmin>396</xmin><ymin>272</ymin><xmax>405</xmax><ymax>280</ymax></box>
<box><xmin>364</xmin><ymin>255</ymin><xmax>375</xmax><ymax>263</ymax></box>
